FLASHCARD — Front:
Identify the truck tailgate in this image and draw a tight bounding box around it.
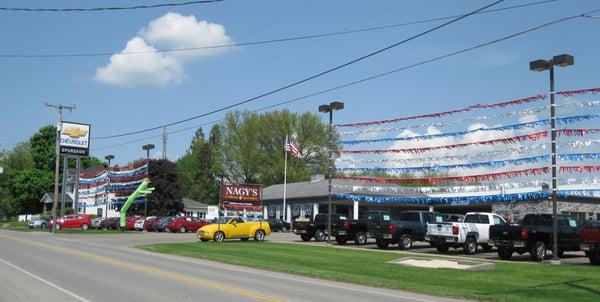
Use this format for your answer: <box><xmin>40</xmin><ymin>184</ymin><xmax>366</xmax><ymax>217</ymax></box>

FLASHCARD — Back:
<box><xmin>489</xmin><ymin>224</ymin><xmax>521</xmax><ymax>241</ymax></box>
<box><xmin>427</xmin><ymin>222</ymin><xmax>453</xmax><ymax>237</ymax></box>
<box><xmin>582</xmin><ymin>226</ymin><xmax>600</xmax><ymax>243</ymax></box>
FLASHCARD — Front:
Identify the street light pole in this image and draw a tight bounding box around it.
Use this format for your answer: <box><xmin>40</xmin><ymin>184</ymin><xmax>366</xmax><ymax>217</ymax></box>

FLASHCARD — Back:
<box><xmin>319</xmin><ymin>101</ymin><xmax>344</xmax><ymax>244</ymax></box>
<box><xmin>142</xmin><ymin>144</ymin><xmax>155</xmax><ymax>230</ymax></box>
<box><xmin>104</xmin><ymin>155</ymin><xmax>114</xmax><ymax>230</ymax></box>
<box><xmin>530</xmin><ymin>54</ymin><xmax>574</xmax><ymax>261</ymax></box>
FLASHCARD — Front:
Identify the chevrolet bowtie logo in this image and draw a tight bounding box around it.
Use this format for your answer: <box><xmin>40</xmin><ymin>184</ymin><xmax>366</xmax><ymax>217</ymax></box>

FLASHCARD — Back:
<box><xmin>63</xmin><ymin>127</ymin><xmax>88</xmax><ymax>138</ymax></box>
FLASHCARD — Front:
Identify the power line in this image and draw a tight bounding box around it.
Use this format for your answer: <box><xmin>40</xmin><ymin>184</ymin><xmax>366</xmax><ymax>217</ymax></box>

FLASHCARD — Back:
<box><xmin>93</xmin><ymin>0</ymin><xmax>505</xmax><ymax>140</ymax></box>
<box><xmin>0</xmin><ymin>0</ymin><xmax>557</xmax><ymax>58</ymax></box>
<box><xmin>0</xmin><ymin>0</ymin><xmax>223</xmax><ymax>12</ymax></box>
<box><xmin>92</xmin><ymin>8</ymin><xmax>598</xmax><ymax>152</ymax></box>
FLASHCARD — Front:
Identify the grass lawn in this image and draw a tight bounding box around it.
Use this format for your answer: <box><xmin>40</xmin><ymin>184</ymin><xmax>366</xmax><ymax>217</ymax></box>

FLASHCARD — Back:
<box><xmin>139</xmin><ymin>241</ymin><xmax>600</xmax><ymax>302</ymax></box>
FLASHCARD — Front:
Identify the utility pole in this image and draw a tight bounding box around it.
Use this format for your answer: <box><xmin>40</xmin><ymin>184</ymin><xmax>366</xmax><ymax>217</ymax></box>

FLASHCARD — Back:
<box><xmin>161</xmin><ymin>126</ymin><xmax>167</xmax><ymax>160</ymax></box>
<box><xmin>46</xmin><ymin>103</ymin><xmax>76</xmax><ymax>233</ymax></box>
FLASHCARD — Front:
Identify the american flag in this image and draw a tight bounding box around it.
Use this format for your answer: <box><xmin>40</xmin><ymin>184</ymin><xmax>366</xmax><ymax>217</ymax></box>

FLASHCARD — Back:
<box><xmin>285</xmin><ymin>137</ymin><xmax>302</xmax><ymax>158</ymax></box>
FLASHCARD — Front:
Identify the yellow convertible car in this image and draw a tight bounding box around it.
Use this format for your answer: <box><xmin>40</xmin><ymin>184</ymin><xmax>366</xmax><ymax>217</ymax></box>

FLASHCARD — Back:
<box><xmin>197</xmin><ymin>217</ymin><xmax>271</xmax><ymax>242</ymax></box>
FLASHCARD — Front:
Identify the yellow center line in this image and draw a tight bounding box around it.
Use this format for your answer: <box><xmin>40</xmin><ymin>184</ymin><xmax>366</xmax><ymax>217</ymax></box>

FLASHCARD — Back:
<box><xmin>1</xmin><ymin>234</ymin><xmax>287</xmax><ymax>302</ymax></box>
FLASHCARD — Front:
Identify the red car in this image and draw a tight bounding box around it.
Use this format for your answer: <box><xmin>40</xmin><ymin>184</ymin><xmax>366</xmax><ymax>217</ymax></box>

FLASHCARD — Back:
<box><xmin>126</xmin><ymin>216</ymin><xmax>142</xmax><ymax>230</ymax></box>
<box><xmin>145</xmin><ymin>217</ymin><xmax>160</xmax><ymax>232</ymax></box>
<box><xmin>50</xmin><ymin>214</ymin><xmax>92</xmax><ymax>230</ymax></box>
<box><xmin>167</xmin><ymin>217</ymin><xmax>209</xmax><ymax>233</ymax></box>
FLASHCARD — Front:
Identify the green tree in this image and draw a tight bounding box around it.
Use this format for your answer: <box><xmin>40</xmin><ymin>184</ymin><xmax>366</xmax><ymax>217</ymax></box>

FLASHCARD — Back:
<box><xmin>147</xmin><ymin>159</ymin><xmax>184</xmax><ymax>215</ymax></box>
<box><xmin>8</xmin><ymin>168</ymin><xmax>53</xmax><ymax>214</ymax></box>
<box><xmin>221</xmin><ymin>110</ymin><xmax>331</xmax><ymax>187</ymax></box>
<box><xmin>30</xmin><ymin>125</ymin><xmax>56</xmax><ymax>171</ymax></box>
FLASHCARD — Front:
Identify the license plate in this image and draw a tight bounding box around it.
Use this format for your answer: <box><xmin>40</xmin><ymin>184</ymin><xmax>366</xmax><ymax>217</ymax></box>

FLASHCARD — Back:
<box><xmin>383</xmin><ymin>234</ymin><xmax>392</xmax><ymax>239</ymax></box>
<box><xmin>581</xmin><ymin>244</ymin><xmax>590</xmax><ymax>251</ymax></box>
<box><xmin>338</xmin><ymin>231</ymin><xmax>346</xmax><ymax>235</ymax></box>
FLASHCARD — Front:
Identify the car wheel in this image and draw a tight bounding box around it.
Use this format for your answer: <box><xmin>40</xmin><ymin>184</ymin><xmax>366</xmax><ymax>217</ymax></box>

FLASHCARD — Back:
<box><xmin>464</xmin><ymin>237</ymin><xmax>477</xmax><ymax>255</ymax></box>
<box><xmin>335</xmin><ymin>236</ymin><xmax>347</xmax><ymax>245</ymax></box>
<box><xmin>481</xmin><ymin>243</ymin><xmax>493</xmax><ymax>252</ymax></box>
<box><xmin>254</xmin><ymin>229</ymin><xmax>266</xmax><ymax>241</ymax></box>
<box><xmin>300</xmin><ymin>234</ymin><xmax>311</xmax><ymax>242</ymax></box>
<box><xmin>214</xmin><ymin>231</ymin><xmax>225</xmax><ymax>243</ymax></box>
<box><xmin>498</xmin><ymin>247</ymin><xmax>513</xmax><ymax>260</ymax></box>
<box><xmin>41</xmin><ymin>223</ymin><xmax>47</xmax><ymax>229</ymax></box>
<box><xmin>557</xmin><ymin>249</ymin><xmax>565</xmax><ymax>258</ymax></box>
<box><xmin>314</xmin><ymin>230</ymin><xmax>326</xmax><ymax>242</ymax></box>
<box><xmin>436</xmin><ymin>244</ymin><xmax>450</xmax><ymax>253</ymax></box>
<box><xmin>589</xmin><ymin>251</ymin><xmax>600</xmax><ymax>265</ymax></box>
<box><xmin>354</xmin><ymin>232</ymin><xmax>367</xmax><ymax>245</ymax></box>
<box><xmin>81</xmin><ymin>224</ymin><xmax>89</xmax><ymax>231</ymax></box>
<box><xmin>399</xmin><ymin>234</ymin><xmax>413</xmax><ymax>250</ymax></box>
<box><xmin>55</xmin><ymin>224</ymin><xmax>61</xmax><ymax>230</ymax></box>
<box><xmin>280</xmin><ymin>226</ymin><xmax>288</xmax><ymax>232</ymax></box>
<box><xmin>179</xmin><ymin>226</ymin><xmax>186</xmax><ymax>233</ymax></box>
<box><xmin>376</xmin><ymin>239</ymin><xmax>389</xmax><ymax>249</ymax></box>
<box><xmin>530</xmin><ymin>241</ymin><xmax>546</xmax><ymax>261</ymax></box>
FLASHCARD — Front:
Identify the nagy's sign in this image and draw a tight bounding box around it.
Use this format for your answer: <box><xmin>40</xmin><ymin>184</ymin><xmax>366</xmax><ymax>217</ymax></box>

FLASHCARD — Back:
<box><xmin>221</xmin><ymin>184</ymin><xmax>262</xmax><ymax>203</ymax></box>
<box><xmin>60</xmin><ymin>121</ymin><xmax>91</xmax><ymax>156</ymax></box>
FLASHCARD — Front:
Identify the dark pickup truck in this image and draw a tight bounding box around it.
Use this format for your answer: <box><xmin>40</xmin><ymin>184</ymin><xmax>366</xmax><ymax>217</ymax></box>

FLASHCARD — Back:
<box><xmin>581</xmin><ymin>220</ymin><xmax>600</xmax><ymax>265</ymax></box>
<box><xmin>366</xmin><ymin>210</ymin><xmax>445</xmax><ymax>250</ymax></box>
<box><xmin>292</xmin><ymin>213</ymin><xmax>368</xmax><ymax>245</ymax></box>
<box><xmin>490</xmin><ymin>213</ymin><xmax>581</xmax><ymax>261</ymax></box>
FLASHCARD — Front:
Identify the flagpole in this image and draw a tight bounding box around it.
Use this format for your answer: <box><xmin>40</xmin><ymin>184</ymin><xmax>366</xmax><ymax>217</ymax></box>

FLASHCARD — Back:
<box><xmin>283</xmin><ymin>134</ymin><xmax>288</xmax><ymax>223</ymax></box>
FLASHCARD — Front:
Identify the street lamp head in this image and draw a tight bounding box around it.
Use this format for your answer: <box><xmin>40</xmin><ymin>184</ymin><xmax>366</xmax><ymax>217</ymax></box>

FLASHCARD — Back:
<box><xmin>104</xmin><ymin>155</ymin><xmax>114</xmax><ymax>161</ymax></box>
<box><xmin>529</xmin><ymin>59</ymin><xmax>550</xmax><ymax>72</ymax></box>
<box><xmin>142</xmin><ymin>144</ymin><xmax>155</xmax><ymax>151</ymax></box>
<box><xmin>330</xmin><ymin>101</ymin><xmax>344</xmax><ymax>111</ymax></box>
<box><xmin>552</xmin><ymin>54</ymin><xmax>574</xmax><ymax>67</ymax></box>
<box><xmin>318</xmin><ymin>104</ymin><xmax>331</xmax><ymax>113</ymax></box>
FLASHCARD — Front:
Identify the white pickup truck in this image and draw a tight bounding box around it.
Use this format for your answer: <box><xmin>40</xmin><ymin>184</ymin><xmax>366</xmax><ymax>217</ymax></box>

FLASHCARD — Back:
<box><xmin>425</xmin><ymin>212</ymin><xmax>507</xmax><ymax>255</ymax></box>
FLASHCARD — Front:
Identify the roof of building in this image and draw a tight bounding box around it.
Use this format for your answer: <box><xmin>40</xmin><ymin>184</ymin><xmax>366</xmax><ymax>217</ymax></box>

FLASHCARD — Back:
<box><xmin>40</xmin><ymin>193</ymin><xmax>74</xmax><ymax>204</ymax></box>
<box><xmin>182</xmin><ymin>198</ymin><xmax>210</xmax><ymax>209</ymax></box>
<box><xmin>262</xmin><ymin>179</ymin><xmax>428</xmax><ymax>201</ymax></box>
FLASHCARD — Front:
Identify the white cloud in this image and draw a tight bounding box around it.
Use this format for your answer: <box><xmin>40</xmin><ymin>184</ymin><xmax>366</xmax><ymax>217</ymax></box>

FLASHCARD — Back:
<box><xmin>94</xmin><ymin>12</ymin><xmax>233</xmax><ymax>87</ymax></box>
<box><xmin>95</xmin><ymin>37</ymin><xmax>183</xmax><ymax>87</ymax></box>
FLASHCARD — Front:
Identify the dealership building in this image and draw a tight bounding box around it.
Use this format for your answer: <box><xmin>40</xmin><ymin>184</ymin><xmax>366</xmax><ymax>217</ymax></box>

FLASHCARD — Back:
<box><xmin>261</xmin><ymin>178</ymin><xmax>600</xmax><ymax>223</ymax></box>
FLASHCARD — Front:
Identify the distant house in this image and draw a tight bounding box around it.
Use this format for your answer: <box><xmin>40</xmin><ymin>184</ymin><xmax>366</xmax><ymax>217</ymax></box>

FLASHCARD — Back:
<box><xmin>182</xmin><ymin>198</ymin><xmax>209</xmax><ymax>218</ymax></box>
<box><xmin>40</xmin><ymin>192</ymin><xmax>74</xmax><ymax>213</ymax></box>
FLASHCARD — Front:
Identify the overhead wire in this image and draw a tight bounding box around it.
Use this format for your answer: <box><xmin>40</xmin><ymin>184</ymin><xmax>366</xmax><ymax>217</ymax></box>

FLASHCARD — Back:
<box><xmin>93</xmin><ymin>0</ymin><xmax>505</xmax><ymax>140</ymax></box>
<box><xmin>0</xmin><ymin>0</ymin><xmax>557</xmax><ymax>58</ymax></box>
<box><xmin>91</xmin><ymin>8</ymin><xmax>599</xmax><ymax>152</ymax></box>
<box><xmin>0</xmin><ymin>0</ymin><xmax>223</xmax><ymax>12</ymax></box>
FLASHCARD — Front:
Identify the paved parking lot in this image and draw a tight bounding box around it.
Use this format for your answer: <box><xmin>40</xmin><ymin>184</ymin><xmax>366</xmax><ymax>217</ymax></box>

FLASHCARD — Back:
<box><xmin>267</xmin><ymin>231</ymin><xmax>591</xmax><ymax>265</ymax></box>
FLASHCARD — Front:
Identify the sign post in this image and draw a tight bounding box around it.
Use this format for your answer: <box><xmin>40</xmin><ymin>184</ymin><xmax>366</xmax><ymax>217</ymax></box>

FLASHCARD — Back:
<box><xmin>59</xmin><ymin>121</ymin><xmax>90</xmax><ymax>215</ymax></box>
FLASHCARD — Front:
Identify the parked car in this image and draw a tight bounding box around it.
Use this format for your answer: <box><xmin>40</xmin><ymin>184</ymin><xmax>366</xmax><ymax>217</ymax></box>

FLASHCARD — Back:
<box><xmin>104</xmin><ymin>217</ymin><xmax>120</xmax><ymax>230</ymax></box>
<box><xmin>267</xmin><ymin>219</ymin><xmax>291</xmax><ymax>232</ymax></box>
<box><xmin>490</xmin><ymin>213</ymin><xmax>581</xmax><ymax>261</ymax></box>
<box><xmin>92</xmin><ymin>217</ymin><xmax>104</xmax><ymax>229</ymax></box>
<box><xmin>153</xmin><ymin>216</ymin><xmax>174</xmax><ymax>232</ymax></box>
<box><xmin>426</xmin><ymin>212</ymin><xmax>506</xmax><ymax>254</ymax></box>
<box><xmin>368</xmin><ymin>210</ymin><xmax>445</xmax><ymax>250</ymax></box>
<box><xmin>144</xmin><ymin>216</ymin><xmax>160</xmax><ymax>232</ymax></box>
<box><xmin>134</xmin><ymin>216</ymin><xmax>156</xmax><ymax>231</ymax></box>
<box><xmin>580</xmin><ymin>220</ymin><xmax>600</xmax><ymax>265</ymax></box>
<box><xmin>293</xmin><ymin>213</ymin><xmax>368</xmax><ymax>245</ymax></box>
<box><xmin>28</xmin><ymin>216</ymin><xmax>51</xmax><ymax>228</ymax></box>
<box><xmin>167</xmin><ymin>217</ymin><xmax>209</xmax><ymax>233</ymax></box>
<box><xmin>49</xmin><ymin>214</ymin><xmax>92</xmax><ymax>230</ymax></box>
<box><xmin>125</xmin><ymin>216</ymin><xmax>142</xmax><ymax>230</ymax></box>
<box><xmin>197</xmin><ymin>217</ymin><xmax>271</xmax><ymax>242</ymax></box>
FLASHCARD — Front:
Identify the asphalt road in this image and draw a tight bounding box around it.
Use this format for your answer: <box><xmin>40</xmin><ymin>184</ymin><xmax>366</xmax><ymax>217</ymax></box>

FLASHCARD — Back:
<box><xmin>0</xmin><ymin>230</ymin><xmax>464</xmax><ymax>302</ymax></box>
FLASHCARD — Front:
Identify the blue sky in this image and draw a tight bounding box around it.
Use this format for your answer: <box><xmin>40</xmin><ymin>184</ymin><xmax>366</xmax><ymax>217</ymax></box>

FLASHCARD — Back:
<box><xmin>0</xmin><ymin>0</ymin><xmax>599</xmax><ymax>166</ymax></box>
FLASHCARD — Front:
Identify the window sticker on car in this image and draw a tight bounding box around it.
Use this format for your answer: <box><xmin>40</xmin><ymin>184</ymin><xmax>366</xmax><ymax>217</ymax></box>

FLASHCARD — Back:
<box><xmin>569</xmin><ymin>219</ymin><xmax>577</xmax><ymax>227</ymax></box>
<box><xmin>436</xmin><ymin>216</ymin><xmax>443</xmax><ymax>223</ymax></box>
<box><xmin>382</xmin><ymin>214</ymin><xmax>391</xmax><ymax>221</ymax></box>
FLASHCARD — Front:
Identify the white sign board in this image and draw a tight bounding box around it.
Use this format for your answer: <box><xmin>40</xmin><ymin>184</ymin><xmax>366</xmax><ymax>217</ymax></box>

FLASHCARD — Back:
<box><xmin>60</xmin><ymin>121</ymin><xmax>91</xmax><ymax>156</ymax></box>
<box><xmin>206</xmin><ymin>206</ymin><xmax>219</xmax><ymax>220</ymax></box>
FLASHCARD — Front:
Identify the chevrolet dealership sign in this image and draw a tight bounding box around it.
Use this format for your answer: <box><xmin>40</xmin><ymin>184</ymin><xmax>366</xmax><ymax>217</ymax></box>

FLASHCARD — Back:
<box><xmin>60</xmin><ymin>121</ymin><xmax>90</xmax><ymax>156</ymax></box>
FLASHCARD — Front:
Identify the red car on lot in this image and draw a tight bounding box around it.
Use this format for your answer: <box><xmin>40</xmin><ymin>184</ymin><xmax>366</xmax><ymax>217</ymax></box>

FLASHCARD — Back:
<box><xmin>50</xmin><ymin>214</ymin><xmax>92</xmax><ymax>230</ymax></box>
<box><xmin>126</xmin><ymin>216</ymin><xmax>142</xmax><ymax>230</ymax></box>
<box><xmin>145</xmin><ymin>217</ymin><xmax>160</xmax><ymax>232</ymax></box>
<box><xmin>167</xmin><ymin>217</ymin><xmax>209</xmax><ymax>233</ymax></box>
